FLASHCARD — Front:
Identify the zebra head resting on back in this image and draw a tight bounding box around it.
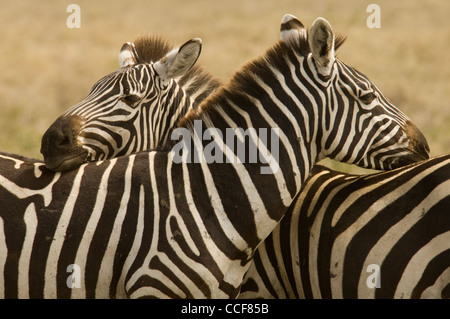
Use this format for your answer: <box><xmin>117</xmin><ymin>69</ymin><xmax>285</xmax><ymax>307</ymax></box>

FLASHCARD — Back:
<box><xmin>40</xmin><ymin>36</ymin><xmax>221</xmax><ymax>171</ymax></box>
<box><xmin>41</xmin><ymin>16</ymin><xmax>429</xmax><ymax>174</ymax></box>
<box><xmin>0</xmin><ymin>15</ymin><xmax>432</xmax><ymax>299</ymax></box>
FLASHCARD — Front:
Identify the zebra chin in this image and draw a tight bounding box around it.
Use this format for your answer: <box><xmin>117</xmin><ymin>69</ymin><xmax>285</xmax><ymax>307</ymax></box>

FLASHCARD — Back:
<box><xmin>43</xmin><ymin>151</ymin><xmax>88</xmax><ymax>172</ymax></box>
<box><xmin>388</xmin><ymin>151</ymin><xmax>430</xmax><ymax>169</ymax></box>
<box><xmin>385</xmin><ymin>139</ymin><xmax>431</xmax><ymax>170</ymax></box>
<box><xmin>359</xmin><ymin>150</ymin><xmax>430</xmax><ymax>171</ymax></box>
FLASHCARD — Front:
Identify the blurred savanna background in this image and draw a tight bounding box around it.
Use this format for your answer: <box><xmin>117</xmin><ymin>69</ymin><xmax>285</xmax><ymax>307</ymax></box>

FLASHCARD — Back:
<box><xmin>0</xmin><ymin>0</ymin><xmax>448</xmax><ymax>173</ymax></box>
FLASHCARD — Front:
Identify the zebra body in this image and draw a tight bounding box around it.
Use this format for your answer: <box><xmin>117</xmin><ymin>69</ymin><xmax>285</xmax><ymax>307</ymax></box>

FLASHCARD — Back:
<box><xmin>1</xmin><ymin>15</ymin><xmax>429</xmax><ymax>298</ymax></box>
<box><xmin>0</xmin><ymin>150</ymin><xmax>254</xmax><ymax>298</ymax></box>
<box><xmin>240</xmin><ymin>154</ymin><xmax>450</xmax><ymax>299</ymax></box>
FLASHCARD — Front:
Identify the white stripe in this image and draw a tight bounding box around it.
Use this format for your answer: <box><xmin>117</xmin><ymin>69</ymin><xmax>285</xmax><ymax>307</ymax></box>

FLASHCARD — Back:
<box><xmin>179</xmin><ymin>154</ymin><xmax>233</xmax><ymax>295</ymax></box>
<box><xmin>238</xmin><ymin>263</ymin><xmax>268</xmax><ymax>298</ymax></box>
<box><xmin>330</xmin><ymin>160</ymin><xmax>449</xmax><ymax>298</ymax></box>
<box><xmin>223</xmin><ymin>100</ymin><xmax>294</xmax><ymax>205</ymax></box>
<box><xmin>218</xmin><ymin>100</ymin><xmax>299</xmax><ymax>206</ymax></box>
<box><xmin>162</xmin><ymin>156</ymin><xmax>213</xmax><ymax>297</ymax></box>
<box><xmin>70</xmin><ymin>159</ymin><xmax>116</xmax><ymax>298</ymax></box>
<box><xmin>357</xmin><ymin>178</ymin><xmax>449</xmax><ymax>298</ymax></box>
<box><xmin>323</xmin><ymin>85</ymin><xmax>350</xmax><ymax>156</ymax></box>
<box><xmin>129</xmin><ymin>285</ymin><xmax>173</xmax><ymax>299</ymax></box>
<box><xmin>18</xmin><ymin>203</ymin><xmax>38</xmax><ymax>299</ymax></box>
<box><xmin>255</xmin><ymin>241</ymin><xmax>287</xmax><ymax>298</ymax></box>
<box><xmin>395</xmin><ymin>231</ymin><xmax>450</xmax><ymax>299</ymax></box>
<box><xmin>331</xmin><ymin>164</ymin><xmax>418</xmax><ymax>227</ymax></box>
<box><xmin>392</xmin><ymin>179</ymin><xmax>450</xmax><ymax>299</ymax></box>
<box><xmin>166</xmin><ymin>155</ymin><xmax>199</xmax><ymax>256</ymax></box>
<box><xmin>308</xmin><ymin>173</ymin><xmax>348</xmax><ymax>299</ymax></box>
<box><xmin>420</xmin><ymin>266</ymin><xmax>450</xmax><ymax>299</ymax></box>
<box><xmin>142</xmin><ymin>106</ymin><xmax>149</xmax><ymax>150</ymax></box>
<box><xmin>95</xmin><ymin>156</ymin><xmax>135</xmax><ymax>298</ymax></box>
<box><xmin>248</xmin><ymin>75</ymin><xmax>307</xmax><ymax>185</ymax></box>
<box><xmin>125</xmin><ymin>153</ymin><xmax>188</xmax><ymax>298</ymax></box>
<box><xmin>44</xmin><ymin>165</ymin><xmax>85</xmax><ymax>298</ymax></box>
<box><xmin>200</xmin><ymin>127</ymin><xmax>275</xmax><ymax>245</ymax></box>
<box><xmin>256</xmin><ymin>66</ymin><xmax>307</xmax><ymax>141</ymax></box>
<box><xmin>125</xmin><ymin>153</ymin><xmax>161</xmax><ymax>295</ymax></box>
<box><xmin>287</xmin><ymin>57</ymin><xmax>320</xmax><ymax>150</ymax></box>
<box><xmin>289</xmin><ymin>186</ymin><xmax>316</xmax><ymax>299</ymax></box>
<box><xmin>271</xmin><ymin>224</ymin><xmax>294</xmax><ymax>298</ymax></box>
<box><xmin>0</xmin><ymin>156</ymin><xmax>59</xmax><ymax>207</ymax></box>
<box><xmin>116</xmin><ymin>184</ymin><xmax>146</xmax><ymax>298</ymax></box>
<box><xmin>176</xmin><ymin>127</ymin><xmax>250</xmax><ymax>251</ymax></box>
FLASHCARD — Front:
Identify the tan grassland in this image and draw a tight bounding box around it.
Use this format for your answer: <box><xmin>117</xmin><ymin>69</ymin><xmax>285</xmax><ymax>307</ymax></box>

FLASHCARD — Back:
<box><xmin>0</xmin><ymin>0</ymin><xmax>448</xmax><ymax>173</ymax></box>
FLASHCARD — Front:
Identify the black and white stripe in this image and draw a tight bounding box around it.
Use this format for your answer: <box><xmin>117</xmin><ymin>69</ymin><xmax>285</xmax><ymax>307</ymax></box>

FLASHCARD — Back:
<box><xmin>240</xmin><ymin>154</ymin><xmax>450</xmax><ymax>299</ymax></box>
<box><xmin>40</xmin><ymin>36</ymin><xmax>220</xmax><ymax>171</ymax></box>
<box><xmin>1</xmin><ymin>15</ymin><xmax>429</xmax><ymax>298</ymax></box>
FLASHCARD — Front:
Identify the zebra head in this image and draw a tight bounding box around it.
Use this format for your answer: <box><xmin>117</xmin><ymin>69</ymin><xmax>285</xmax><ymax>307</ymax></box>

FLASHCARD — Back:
<box><xmin>280</xmin><ymin>15</ymin><xmax>429</xmax><ymax>170</ymax></box>
<box><xmin>40</xmin><ymin>37</ymin><xmax>215</xmax><ymax>171</ymax></box>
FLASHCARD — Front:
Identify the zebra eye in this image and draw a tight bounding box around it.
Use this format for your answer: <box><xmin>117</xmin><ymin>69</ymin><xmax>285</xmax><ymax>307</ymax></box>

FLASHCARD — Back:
<box><xmin>121</xmin><ymin>94</ymin><xmax>141</xmax><ymax>107</ymax></box>
<box><xmin>360</xmin><ymin>92</ymin><xmax>377</xmax><ymax>104</ymax></box>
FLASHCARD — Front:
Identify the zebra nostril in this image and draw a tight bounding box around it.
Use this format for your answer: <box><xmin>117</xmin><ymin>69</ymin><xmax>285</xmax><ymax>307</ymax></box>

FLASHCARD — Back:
<box><xmin>40</xmin><ymin>115</ymin><xmax>87</xmax><ymax>171</ymax></box>
<box><xmin>57</xmin><ymin>128</ymin><xmax>73</xmax><ymax>149</ymax></box>
<box><xmin>41</xmin><ymin>121</ymin><xmax>79</xmax><ymax>160</ymax></box>
<box><xmin>59</xmin><ymin>136</ymin><xmax>69</xmax><ymax>147</ymax></box>
<box><xmin>42</xmin><ymin>115</ymin><xmax>85</xmax><ymax>154</ymax></box>
<box><xmin>44</xmin><ymin>127</ymin><xmax>73</xmax><ymax>151</ymax></box>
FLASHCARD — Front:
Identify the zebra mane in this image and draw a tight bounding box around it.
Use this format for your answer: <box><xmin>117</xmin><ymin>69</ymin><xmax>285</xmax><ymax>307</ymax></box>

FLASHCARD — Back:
<box><xmin>133</xmin><ymin>35</ymin><xmax>222</xmax><ymax>105</ymax></box>
<box><xmin>133</xmin><ymin>35</ymin><xmax>174</xmax><ymax>63</ymax></box>
<box><xmin>178</xmin><ymin>32</ymin><xmax>346</xmax><ymax>129</ymax></box>
<box><xmin>233</xmin><ymin>30</ymin><xmax>346</xmax><ymax>90</ymax></box>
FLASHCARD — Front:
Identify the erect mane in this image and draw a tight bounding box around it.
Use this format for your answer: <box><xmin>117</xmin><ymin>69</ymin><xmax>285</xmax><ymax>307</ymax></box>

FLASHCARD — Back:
<box><xmin>233</xmin><ymin>31</ymin><xmax>345</xmax><ymax>92</ymax></box>
<box><xmin>133</xmin><ymin>35</ymin><xmax>174</xmax><ymax>63</ymax></box>
<box><xmin>177</xmin><ymin>31</ymin><xmax>346</xmax><ymax>129</ymax></box>
<box><xmin>133</xmin><ymin>34</ymin><xmax>221</xmax><ymax>104</ymax></box>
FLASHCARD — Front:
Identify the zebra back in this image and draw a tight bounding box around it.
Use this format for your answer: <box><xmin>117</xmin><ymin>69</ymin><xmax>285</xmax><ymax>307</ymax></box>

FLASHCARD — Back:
<box><xmin>240</xmin><ymin>154</ymin><xmax>450</xmax><ymax>299</ymax></box>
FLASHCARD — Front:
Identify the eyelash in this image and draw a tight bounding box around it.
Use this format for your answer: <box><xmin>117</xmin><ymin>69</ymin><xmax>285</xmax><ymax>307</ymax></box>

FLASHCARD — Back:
<box><xmin>121</xmin><ymin>87</ymin><xmax>141</xmax><ymax>106</ymax></box>
<box><xmin>360</xmin><ymin>92</ymin><xmax>377</xmax><ymax>104</ymax></box>
<box><xmin>122</xmin><ymin>94</ymin><xmax>140</xmax><ymax>104</ymax></box>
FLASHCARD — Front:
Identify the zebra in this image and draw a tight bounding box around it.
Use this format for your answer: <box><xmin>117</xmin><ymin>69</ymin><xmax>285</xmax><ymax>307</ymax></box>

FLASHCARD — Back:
<box><xmin>40</xmin><ymin>16</ymin><xmax>435</xmax><ymax>300</ymax></box>
<box><xmin>42</xmin><ymin>18</ymin><xmax>428</xmax><ymax>174</ymax></box>
<box><xmin>1</xmin><ymin>14</ymin><xmax>430</xmax><ymax>298</ymax></box>
<box><xmin>239</xmin><ymin>153</ymin><xmax>450</xmax><ymax>299</ymax></box>
<box><xmin>41</xmin><ymin>35</ymin><xmax>220</xmax><ymax>171</ymax></box>
<box><xmin>0</xmin><ymin>35</ymin><xmax>219</xmax><ymax>299</ymax></box>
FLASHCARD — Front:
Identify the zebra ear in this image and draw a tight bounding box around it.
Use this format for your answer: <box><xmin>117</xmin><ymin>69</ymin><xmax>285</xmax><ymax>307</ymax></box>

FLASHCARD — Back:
<box><xmin>119</xmin><ymin>42</ymin><xmax>140</xmax><ymax>67</ymax></box>
<box><xmin>309</xmin><ymin>17</ymin><xmax>335</xmax><ymax>75</ymax></box>
<box><xmin>154</xmin><ymin>38</ymin><xmax>202</xmax><ymax>81</ymax></box>
<box><xmin>280</xmin><ymin>14</ymin><xmax>307</xmax><ymax>45</ymax></box>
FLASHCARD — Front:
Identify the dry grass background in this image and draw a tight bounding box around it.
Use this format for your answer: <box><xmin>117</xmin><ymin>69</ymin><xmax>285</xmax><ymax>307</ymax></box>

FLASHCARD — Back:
<box><xmin>0</xmin><ymin>0</ymin><xmax>448</xmax><ymax>173</ymax></box>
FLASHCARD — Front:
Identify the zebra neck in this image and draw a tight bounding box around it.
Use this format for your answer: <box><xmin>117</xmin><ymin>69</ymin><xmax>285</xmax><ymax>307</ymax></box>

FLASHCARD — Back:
<box><xmin>147</xmin><ymin>83</ymin><xmax>192</xmax><ymax>151</ymax></box>
<box><xmin>178</xmin><ymin>65</ymin><xmax>222</xmax><ymax>106</ymax></box>
<box><xmin>167</xmin><ymin>104</ymin><xmax>317</xmax><ymax>255</ymax></box>
<box><xmin>157</xmin><ymin>68</ymin><xmax>221</xmax><ymax>151</ymax></box>
<box><xmin>165</xmin><ymin>44</ymin><xmax>325</xmax><ymax>255</ymax></box>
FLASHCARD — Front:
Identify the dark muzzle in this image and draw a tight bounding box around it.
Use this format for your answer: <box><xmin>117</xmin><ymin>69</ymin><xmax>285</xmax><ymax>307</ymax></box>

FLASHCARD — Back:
<box><xmin>41</xmin><ymin>115</ymin><xmax>88</xmax><ymax>171</ymax></box>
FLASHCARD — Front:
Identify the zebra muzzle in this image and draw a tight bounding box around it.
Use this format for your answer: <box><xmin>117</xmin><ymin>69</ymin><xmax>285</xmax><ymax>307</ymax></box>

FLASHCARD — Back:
<box><xmin>41</xmin><ymin>115</ymin><xmax>88</xmax><ymax>171</ymax></box>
